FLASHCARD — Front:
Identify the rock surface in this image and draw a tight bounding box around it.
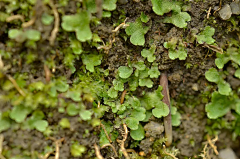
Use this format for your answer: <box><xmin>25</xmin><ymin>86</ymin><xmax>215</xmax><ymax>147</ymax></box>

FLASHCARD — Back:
<box><xmin>230</xmin><ymin>0</ymin><xmax>240</xmax><ymax>15</ymax></box>
<box><xmin>219</xmin><ymin>4</ymin><xmax>232</xmax><ymax>20</ymax></box>
<box><xmin>219</xmin><ymin>148</ymin><xmax>237</xmax><ymax>159</ymax></box>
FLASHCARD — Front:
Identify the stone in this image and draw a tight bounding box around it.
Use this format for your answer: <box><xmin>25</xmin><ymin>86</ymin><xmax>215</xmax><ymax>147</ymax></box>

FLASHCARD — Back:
<box><xmin>230</xmin><ymin>0</ymin><xmax>240</xmax><ymax>15</ymax></box>
<box><xmin>219</xmin><ymin>4</ymin><xmax>232</xmax><ymax>20</ymax></box>
<box><xmin>219</xmin><ymin>148</ymin><xmax>237</xmax><ymax>159</ymax></box>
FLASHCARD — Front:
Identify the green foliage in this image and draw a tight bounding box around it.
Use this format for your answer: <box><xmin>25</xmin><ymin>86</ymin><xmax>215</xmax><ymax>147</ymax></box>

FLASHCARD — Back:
<box><xmin>139</xmin><ymin>78</ymin><xmax>153</xmax><ymax>88</ymax></box>
<box><xmin>235</xmin><ymin>69</ymin><xmax>240</xmax><ymax>79</ymax></box>
<box><xmin>164</xmin><ymin>38</ymin><xmax>187</xmax><ymax>60</ymax></box>
<box><xmin>141</xmin><ymin>45</ymin><xmax>156</xmax><ymax>62</ymax></box>
<box><xmin>148</xmin><ymin>64</ymin><xmax>160</xmax><ymax>78</ymax></box>
<box><xmin>70</xmin><ymin>39</ymin><xmax>83</xmax><ymax>54</ymax></box>
<box><xmin>151</xmin><ymin>0</ymin><xmax>181</xmax><ymax>16</ymax></box>
<box><xmin>113</xmin><ymin>78</ymin><xmax>125</xmax><ymax>91</ymax></box>
<box><xmin>59</xmin><ymin>118</ymin><xmax>71</xmax><ymax>129</ymax></box>
<box><xmin>118</xmin><ymin>66</ymin><xmax>133</xmax><ymax>79</ymax></box>
<box><xmin>205</xmin><ymin>68</ymin><xmax>232</xmax><ymax>95</ymax></box>
<box><xmin>196</xmin><ymin>26</ymin><xmax>215</xmax><ymax>44</ymax></box>
<box><xmin>81</xmin><ymin>53</ymin><xmax>102</xmax><ymax>72</ymax></box>
<box><xmin>71</xmin><ymin>142</ymin><xmax>86</xmax><ymax>157</ymax></box>
<box><xmin>130</xmin><ymin>124</ymin><xmax>145</xmax><ymax>140</ymax></box>
<box><xmin>103</xmin><ymin>0</ymin><xmax>117</xmax><ymax>11</ymax></box>
<box><xmin>206</xmin><ymin>92</ymin><xmax>231</xmax><ymax>119</ymax></box>
<box><xmin>152</xmin><ymin>102</ymin><xmax>169</xmax><ymax>118</ymax></box>
<box><xmin>125</xmin><ymin>18</ymin><xmax>149</xmax><ymax>46</ymax></box>
<box><xmin>163</xmin><ymin>11</ymin><xmax>191</xmax><ymax>28</ymax></box>
<box><xmin>61</xmin><ymin>11</ymin><xmax>92</xmax><ymax>42</ymax></box>
<box><xmin>140</xmin><ymin>12</ymin><xmax>150</xmax><ymax>23</ymax></box>
<box><xmin>10</xmin><ymin>105</ymin><xmax>30</xmax><ymax>123</ymax></box>
<box><xmin>33</xmin><ymin>120</ymin><xmax>48</xmax><ymax>132</ymax></box>
<box><xmin>126</xmin><ymin>117</ymin><xmax>139</xmax><ymax>130</ymax></box>
<box><xmin>171</xmin><ymin>107</ymin><xmax>181</xmax><ymax>126</ymax></box>
<box><xmin>151</xmin><ymin>0</ymin><xmax>190</xmax><ymax>28</ymax></box>
<box><xmin>215</xmin><ymin>47</ymin><xmax>240</xmax><ymax>69</ymax></box>
<box><xmin>99</xmin><ymin>121</ymin><xmax>118</xmax><ymax>146</ymax></box>
<box><xmin>41</xmin><ymin>12</ymin><xmax>54</xmax><ymax>25</ymax></box>
<box><xmin>107</xmin><ymin>87</ymin><xmax>118</xmax><ymax>98</ymax></box>
<box><xmin>8</xmin><ymin>29</ymin><xmax>41</xmax><ymax>43</ymax></box>
<box><xmin>79</xmin><ymin>110</ymin><xmax>93</xmax><ymax>121</ymax></box>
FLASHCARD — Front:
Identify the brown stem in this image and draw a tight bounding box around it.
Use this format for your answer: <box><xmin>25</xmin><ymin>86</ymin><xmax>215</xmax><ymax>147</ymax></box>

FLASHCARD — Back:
<box><xmin>160</xmin><ymin>72</ymin><xmax>172</xmax><ymax>147</ymax></box>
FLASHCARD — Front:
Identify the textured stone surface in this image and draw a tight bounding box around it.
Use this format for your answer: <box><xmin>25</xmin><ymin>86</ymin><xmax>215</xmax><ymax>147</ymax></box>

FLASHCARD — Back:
<box><xmin>230</xmin><ymin>0</ymin><xmax>240</xmax><ymax>15</ymax></box>
<box><xmin>219</xmin><ymin>4</ymin><xmax>232</xmax><ymax>20</ymax></box>
<box><xmin>219</xmin><ymin>148</ymin><xmax>237</xmax><ymax>159</ymax></box>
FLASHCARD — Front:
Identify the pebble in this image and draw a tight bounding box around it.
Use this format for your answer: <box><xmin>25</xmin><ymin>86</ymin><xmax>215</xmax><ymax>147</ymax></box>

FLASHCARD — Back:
<box><xmin>230</xmin><ymin>0</ymin><xmax>240</xmax><ymax>15</ymax></box>
<box><xmin>219</xmin><ymin>148</ymin><xmax>237</xmax><ymax>159</ymax></box>
<box><xmin>219</xmin><ymin>4</ymin><xmax>232</xmax><ymax>20</ymax></box>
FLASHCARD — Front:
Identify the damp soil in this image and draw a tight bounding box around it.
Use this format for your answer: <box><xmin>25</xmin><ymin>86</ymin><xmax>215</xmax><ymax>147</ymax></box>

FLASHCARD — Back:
<box><xmin>1</xmin><ymin>0</ymin><xmax>240</xmax><ymax>158</ymax></box>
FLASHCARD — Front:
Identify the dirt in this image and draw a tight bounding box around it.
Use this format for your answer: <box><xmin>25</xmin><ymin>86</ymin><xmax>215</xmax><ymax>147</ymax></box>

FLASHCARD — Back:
<box><xmin>1</xmin><ymin>0</ymin><xmax>240</xmax><ymax>158</ymax></box>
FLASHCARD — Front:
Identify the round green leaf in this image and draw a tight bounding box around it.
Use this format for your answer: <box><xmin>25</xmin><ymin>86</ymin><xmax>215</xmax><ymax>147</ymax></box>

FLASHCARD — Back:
<box><xmin>172</xmin><ymin>112</ymin><xmax>181</xmax><ymax>126</ymax></box>
<box><xmin>59</xmin><ymin>118</ymin><xmax>71</xmax><ymax>129</ymax></box>
<box><xmin>205</xmin><ymin>68</ymin><xmax>220</xmax><ymax>83</ymax></box>
<box><xmin>152</xmin><ymin>102</ymin><xmax>169</xmax><ymax>118</ymax></box>
<box><xmin>130</xmin><ymin>124</ymin><xmax>145</xmax><ymax>140</ymax></box>
<box><xmin>126</xmin><ymin>117</ymin><xmax>139</xmax><ymax>130</ymax></box>
<box><xmin>25</xmin><ymin>29</ymin><xmax>41</xmax><ymax>41</ymax></box>
<box><xmin>79</xmin><ymin>110</ymin><xmax>92</xmax><ymax>121</ymax></box>
<box><xmin>10</xmin><ymin>105</ymin><xmax>30</xmax><ymax>123</ymax></box>
<box><xmin>33</xmin><ymin>120</ymin><xmax>48</xmax><ymax>132</ymax></box>
<box><xmin>118</xmin><ymin>66</ymin><xmax>133</xmax><ymax>79</ymax></box>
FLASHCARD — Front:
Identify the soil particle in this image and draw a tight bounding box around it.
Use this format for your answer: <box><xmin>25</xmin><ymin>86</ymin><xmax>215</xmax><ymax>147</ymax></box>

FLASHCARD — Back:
<box><xmin>139</xmin><ymin>137</ymin><xmax>155</xmax><ymax>154</ymax></box>
<box><xmin>219</xmin><ymin>148</ymin><xmax>238</xmax><ymax>159</ymax></box>
<box><xmin>144</xmin><ymin>121</ymin><xmax>164</xmax><ymax>138</ymax></box>
<box><xmin>230</xmin><ymin>0</ymin><xmax>240</xmax><ymax>15</ymax></box>
<box><xmin>219</xmin><ymin>4</ymin><xmax>232</xmax><ymax>20</ymax></box>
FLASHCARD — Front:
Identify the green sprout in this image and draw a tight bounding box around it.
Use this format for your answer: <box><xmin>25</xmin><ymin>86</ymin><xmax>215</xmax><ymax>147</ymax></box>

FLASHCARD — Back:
<box><xmin>81</xmin><ymin>53</ymin><xmax>103</xmax><ymax>72</ymax></box>
<box><xmin>151</xmin><ymin>0</ymin><xmax>191</xmax><ymax>28</ymax></box>
<box><xmin>125</xmin><ymin>18</ymin><xmax>149</xmax><ymax>46</ymax></box>
<box><xmin>164</xmin><ymin>38</ymin><xmax>187</xmax><ymax>60</ymax></box>
<box><xmin>196</xmin><ymin>26</ymin><xmax>215</xmax><ymax>44</ymax></box>
<box><xmin>205</xmin><ymin>68</ymin><xmax>232</xmax><ymax>96</ymax></box>
<box><xmin>71</xmin><ymin>142</ymin><xmax>86</xmax><ymax>157</ymax></box>
<box><xmin>8</xmin><ymin>29</ymin><xmax>41</xmax><ymax>43</ymax></box>
<box><xmin>118</xmin><ymin>66</ymin><xmax>133</xmax><ymax>79</ymax></box>
<box><xmin>130</xmin><ymin>124</ymin><xmax>145</xmax><ymax>141</ymax></box>
<box><xmin>61</xmin><ymin>11</ymin><xmax>92</xmax><ymax>42</ymax></box>
<box><xmin>215</xmin><ymin>47</ymin><xmax>240</xmax><ymax>69</ymax></box>
<box><xmin>141</xmin><ymin>44</ymin><xmax>156</xmax><ymax>62</ymax></box>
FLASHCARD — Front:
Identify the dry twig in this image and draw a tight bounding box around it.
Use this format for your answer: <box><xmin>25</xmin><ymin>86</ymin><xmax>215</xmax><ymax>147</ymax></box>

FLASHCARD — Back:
<box><xmin>22</xmin><ymin>16</ymin><xmax>37</xmax><ymax>28</ymax></box>
<box><xmin>120</xmin><ymin>90</ymin><xmax>127</xmax><ymax>104</ymax></box>
<box><xmin>207</xmin><ymin>7</ymin><xmax>212</xmax><ymax>19</ymax></box>
<box><xmin>163</xmin><ymin>145</ymin><xmax>178</xmax><ymax>159</ymax></box>
<box><xmin>117</xmin><ymin>124</ymin><xmax>130</xmax><ymax>159</ymax></box>
<box><xmin>213</xmin><ymin>0</ymin><xmax>222</xmax><ymax>15</ymax></box>
<box><xmin>207</xmin><ymin>135</ymin><xmax>218</xmax><ymax>155</ymax></box>
<box><xmin>44</xmin><ymin>65</ymin><xmax>51</xmax><ymax>83</ymax></box>
<box><xmin>100</xmin><ymin>123</ymin><xmax>112</xmax><ymax>143</ymax></box>
<box><xmin>48</xmin><ymin>0</ymin><xmax>60</xmax><ymax>46</ymax></box>
<box><xmin>7</xmin><ymin>75</ymin><xmax>26</xmax><ymax>96</ymax></box>
<box><xmin>94</xmin><ymin>144</ymin><xmax>104</xmax><ymax>159</ymax></box>
<box><xmin>0</xmin><ymin>135</ymin><xmax>6</xmax><ymax>159</ymax></box>
<box><xmin>101</xmin><ymin>143</ymin><xmax>118</xmax><ymax>157</ymax></box>
<box><xmin>6</xmin><ymin>15</ymin><xmax>24</xmax><ymax>22</ymax></box>
<box><xmin>47</xmin><ymin>137</ymin><xmax>65</xmax><ymax>159</ymax></box>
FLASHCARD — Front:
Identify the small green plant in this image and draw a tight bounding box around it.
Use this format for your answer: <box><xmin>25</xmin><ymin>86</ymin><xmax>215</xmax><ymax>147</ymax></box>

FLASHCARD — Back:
<box><xmin>205</xmin><ymin>68</ymin><xmax>232</xmax><ymax>96</ymax></box>
<box><xmin>125</xmin><ymin>18</ymin><xmax>149</xmax><ymax>46</ymax></box>
<box><xmin>141</xmin><ymin>44</ymin><xmax>156</xmax><ymax>62</ymax></box>
<box><xmin>215</xmin><ymin>47</ymin><xmax>240</xmax><ymax>69</ymax></box>
<box><xmin>118</xmin><ymin>66</ymin><xmax>133</xmax><ymax>79</ymax></box>
<box><xmin>205</xmin><ymin>92</ymin><xmax>240</xmax><ymax>119</ymax></box>
<box><xmin>140</xmin><ymin>12</ymin><xmax>150</xmax><ymax>23</ymax></box>
<box><xmin>171</xmin><ymin>107</ymin><xmax>181</xmax><ymax>126</ymax></box>
<box><xmin>59</xmin><ymin>118</ymin><xmax>71</xmax><ymax>129</ymax></box>
<box><xmin>235</xmin><ymin>69</ymin><xmax>240</xmax><ymax>79</ymax></box>
<box><xmin>196</xmin><ymin>26</ymin><xmax>215</xmax><ymax>44</ymax></box>
<box><xmin>81</xmin><ymin>53</ymin><xmax>103</xmax><ymax>72</ymax></box>
<box><xmin>70</xmin><ymin>142</ymin><xmax>86</xmax><ymax>157</ymax></box>
<box><xmin>61</xmin><ymin>11</ymin><xmax>92</xmax><ymax>42</ymax></box>
<box><xmin>8</xmin><ymin>29</ymin><xmax>41</xmax><ymax>43</ymax></box>
<box><xmin>164</xmin><ymin>37</ymin><xmax>187</xmax><ymax>60</ymax></box>
<box><xmin>151</xmin><ymin>0</ymin><xmax>191</xmax><ymax>28</ymax></box>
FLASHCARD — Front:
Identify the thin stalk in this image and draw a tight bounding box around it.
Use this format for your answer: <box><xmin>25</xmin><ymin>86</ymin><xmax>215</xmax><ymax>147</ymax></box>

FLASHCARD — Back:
<box><xmin>160</xmin><ymin>72</ymin><xmax>172</xmax><ymax>147</ymax></box>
